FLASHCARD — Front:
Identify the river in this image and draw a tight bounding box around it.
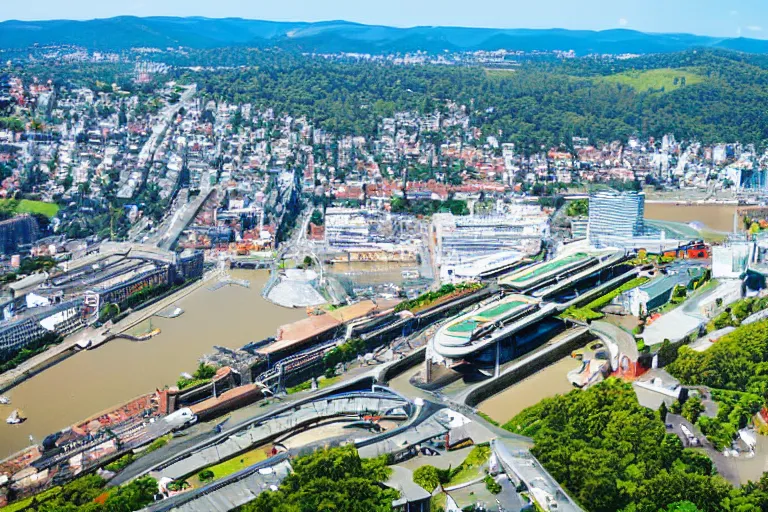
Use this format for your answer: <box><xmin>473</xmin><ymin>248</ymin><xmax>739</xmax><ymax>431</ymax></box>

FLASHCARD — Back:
<box><xmin>644</xmin><ymin>203</ymin><xmax>737</xmax><ymax>233</ymax></box>
<box><xmin>476</xmin><ymin>356</ymin><xmax>581</xmax><ymax>425</ymax></box>
<box><xmin>0</xmin><ymin>270</ymin><xmax>306</xmax><ymax>459</ymax></box>
<box><xmin>386</xmin><ymin>354</ymin><xmax>581</xmax><ymax>427</ymax></box>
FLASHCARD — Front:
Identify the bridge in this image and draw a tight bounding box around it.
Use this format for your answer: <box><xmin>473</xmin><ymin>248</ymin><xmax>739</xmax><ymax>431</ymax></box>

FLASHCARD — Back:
<box><xmin>491</xmin><ymin>438</ymin><xmax>583</xmax><ymax>512</ymax></box>
<box><xmin>208</xmin><ymin>278</ymin><xmax>250</xmax><ymax>292</ymax></box>
<box><xmin>144</xmin><ymin>388</ymin><xmax>413</xmax><ymax>482</ymax></box>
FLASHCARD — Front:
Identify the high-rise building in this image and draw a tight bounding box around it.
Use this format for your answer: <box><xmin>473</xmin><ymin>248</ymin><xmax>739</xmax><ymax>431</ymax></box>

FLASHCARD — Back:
<box><xmin>587</xmin><ymin>190</ymin><xmax>645</xmax><ymax>248</ymax></box>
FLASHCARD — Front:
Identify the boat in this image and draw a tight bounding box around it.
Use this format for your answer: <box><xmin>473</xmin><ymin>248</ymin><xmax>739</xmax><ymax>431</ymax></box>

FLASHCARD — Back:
<box><xmin>0</xmin><ymin>396</ymin><xmax>10</xmax><ymax>405</ymax></box>
<box><xmin>7</xmin><ymin>409</ymin><xmax>26</xmax><ymax>424</ymax></box>
<box><xmin>401</xmin><ymin>269</ymin><xmax>420</xmax><ymax>279</ymax></box>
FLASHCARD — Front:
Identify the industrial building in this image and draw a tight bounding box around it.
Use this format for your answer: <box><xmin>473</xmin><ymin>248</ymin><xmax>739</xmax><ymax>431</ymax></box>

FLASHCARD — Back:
<box><xmin>0</xmin><ymin>245</ymin><xmax>204</xmax><ymax>356</ymax></box>
<box><xmin>619</xmin><ymin>266</ymin><xmax>706</xmax><ymax>317</ymax></box>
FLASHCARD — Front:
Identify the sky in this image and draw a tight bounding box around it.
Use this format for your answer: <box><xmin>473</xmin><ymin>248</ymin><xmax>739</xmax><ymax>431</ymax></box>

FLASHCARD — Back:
<box><xmin>3</xmin><ymin>0</ymin><xmax>768</xmax><ymax>39</ymax></box>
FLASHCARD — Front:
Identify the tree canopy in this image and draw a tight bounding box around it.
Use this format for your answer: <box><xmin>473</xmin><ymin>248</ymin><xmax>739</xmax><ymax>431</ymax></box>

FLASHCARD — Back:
<box><xmin>241</xmin><ymin>446</ymin><xmax>397</xmax><ymax>512</ymax></box>
<box><xmin>170</xmin><ymin>48</ymin><xmax>768</xmax><ymax>150</ymax></box>
<box><xmin>503</xmin><ymin>379</ymin><xmax>768</xmax><ymax>512</ymax></box>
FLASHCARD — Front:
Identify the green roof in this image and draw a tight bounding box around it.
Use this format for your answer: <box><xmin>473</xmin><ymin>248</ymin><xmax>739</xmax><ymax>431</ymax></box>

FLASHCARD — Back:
<box><xmin>444</xmin><ymin>299</ymin><xmax>528</xmax><ymax>338</ymax></box>
<box><xmin>639</xmin><ymin>274</ymin><xmax>688</xmax><ymax>300</ymax></box>
<box><xmin>475</xmin><ymin>301</ymin><xmax>525</xmax><ymax>320</ymax></box>
<box><xmin>505</xmin><ymin>252</ymin><xmax>590</xmax><ymax>284</ymax></box>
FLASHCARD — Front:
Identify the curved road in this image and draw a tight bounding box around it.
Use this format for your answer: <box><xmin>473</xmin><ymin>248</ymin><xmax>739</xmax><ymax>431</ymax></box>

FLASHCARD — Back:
<box><xmin>589</xmin><ymin>319</ymin><xmax>639</xmax><ymax>365</ymax></box>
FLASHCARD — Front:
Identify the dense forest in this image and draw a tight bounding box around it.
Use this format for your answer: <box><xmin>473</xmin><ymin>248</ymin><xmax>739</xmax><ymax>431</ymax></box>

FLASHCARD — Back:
<box><xmin>504</xmin><ymin>379</ymin><xmax>768</xmax><ymax>512</ymax></box>
<box><xmin>668</xmin><ymin>318</ymin><xmax>768</xmax><ymax>396</ymax></box>
<box><xmin>166</xmin><ymin>49</ymin><xmax>768</xmax><ymax>150</ymax></box>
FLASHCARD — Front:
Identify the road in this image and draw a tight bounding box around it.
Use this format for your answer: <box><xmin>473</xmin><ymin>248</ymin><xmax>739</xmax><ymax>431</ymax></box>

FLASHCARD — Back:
<box><xmin>665</xmin><ymin>413</ymin><xmax>740</xmax><ymax>485</ymax></box>
<box><xmin>148</xmin><ymin>172</ymin><xmax>216</xmax><ymax>250</ymax></box>
<box><xmin>589</xmin><ymin>320</ymin><xmax>639</xmax><ymax>363</ymax></box>
<box><xmin>119</xmin><ymin>85</ymin><xmax>197</xmax><ymax>199</ymax></box>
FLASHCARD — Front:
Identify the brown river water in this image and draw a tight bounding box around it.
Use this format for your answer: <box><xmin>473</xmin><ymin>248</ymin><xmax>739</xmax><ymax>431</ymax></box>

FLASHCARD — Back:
<box><xmin>0</xmin><ymin>270</ymin><xmax>305</xmax><ymax>459</ymax></box>
<box><xmin>644</xmin><ymin>203</ymin><xmax>738</xmax><ymax>233</ymax></box>
<box><xmin>476</xmin><ymin>357</ymin><xmax>580</xmax><ymax>424</ymax></box>
<box><xmin>387</xmin><ymin>355</ymin><xmax>580</xmax><ymax>427</ymax></box>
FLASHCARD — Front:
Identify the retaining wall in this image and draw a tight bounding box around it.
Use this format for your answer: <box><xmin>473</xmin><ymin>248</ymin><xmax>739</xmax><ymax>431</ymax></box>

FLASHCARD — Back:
<box><xmin>463</xmin><ymin>329</ymin><xmax>591</xmax><ymax>407</ymax></box>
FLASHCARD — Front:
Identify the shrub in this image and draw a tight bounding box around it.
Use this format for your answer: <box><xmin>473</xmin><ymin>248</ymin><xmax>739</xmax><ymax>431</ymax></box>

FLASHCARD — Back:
<box><xmin>484</xmin><ymin>475</ymin><xmax>502</xmax><ymax>494</ymax></box>
<box><xmin>104</xmin><ymin>454</ymin><xmax>134</xmax><ymax>473</ymax></box>
<box><xmin>198</xmin><ymin>469</ymin><xmax>215</xmax><ymax>482</ymax></box>
<box><xmin>413</xmin><ymin>465</ymin><xmax>442</xmax><ymax>492</ymax></box>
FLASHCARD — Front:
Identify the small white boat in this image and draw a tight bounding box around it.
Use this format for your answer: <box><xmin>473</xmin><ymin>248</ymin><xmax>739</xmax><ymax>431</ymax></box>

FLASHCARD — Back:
<box><xmin>0</xmin><ymin>396</ymin><xmax>10</xmax><ymax>405</ymax></box>
<box><xmin>6</xmin><ymin>409</ymin><xmax>26</xmax><ymax>424</ymax></box>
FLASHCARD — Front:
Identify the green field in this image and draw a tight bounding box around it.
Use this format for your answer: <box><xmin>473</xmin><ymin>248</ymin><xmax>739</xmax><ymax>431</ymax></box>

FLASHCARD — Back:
<box><xmin>0</xmin><ymin>199</ymin><xmax>60</xmax><ymax>218</ymax></box>
<box><xmin>189</xmin><ymin>447</ymin><xmax>269</xmax><ymax>487</ymax></box>
<box><xmin>598</xmin><ymin>67</ymin><xmax>705</xmax><ymax>93</ymax></box>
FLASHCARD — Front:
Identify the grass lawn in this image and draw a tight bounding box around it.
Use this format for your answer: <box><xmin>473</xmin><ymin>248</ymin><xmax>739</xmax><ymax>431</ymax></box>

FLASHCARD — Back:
<box><xmin>445</xmin><ymin>445</ymin><xmax>491</xmax><ymax>486</ymax></box>
<box><xmin>188</xmin><ymin>447</ymin><xmax>270</xmax><ymax>487</ymax></box>
<box><xmin>598</xmin><ymin>67</ymin><xmax>705</xmax><ymax>93</ymax></box>
<box><xmin>318</xmin><ymin>375</ymin><xmax>342</xmax><ymax>389</ymax></box>
<box><xmin>0</xmin><ymin>199</ymin><xmax>60</xmax><ymax>218</ymax></box>
<box><xmin>287</xmin><ymin>374</ymin><xmax>342</xmax><ymax>394</ymax></box>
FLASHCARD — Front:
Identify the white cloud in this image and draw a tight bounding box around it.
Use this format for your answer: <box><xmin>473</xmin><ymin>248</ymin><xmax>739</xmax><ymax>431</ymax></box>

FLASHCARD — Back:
<box><xmin>747</xmin><ymin>25</ymin><xmax>763</xmax><ymax>32</ymax></box>
<box><xmin>618</xmin><ymin>18</ymin><xmax>628</xmax><ymax>27</ymax></box>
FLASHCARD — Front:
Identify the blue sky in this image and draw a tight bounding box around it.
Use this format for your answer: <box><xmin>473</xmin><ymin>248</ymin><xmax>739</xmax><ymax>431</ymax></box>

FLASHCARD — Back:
<box><xmin>3</xmin><ymin>0</ymin><xmax>768</xmax><ymax>39</ymax></box>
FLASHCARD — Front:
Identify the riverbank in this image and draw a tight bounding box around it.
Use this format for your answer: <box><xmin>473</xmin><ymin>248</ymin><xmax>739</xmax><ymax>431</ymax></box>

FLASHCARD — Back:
<box><xmin>0</xmin><ymin>269</ymin><xmax>305</xmax><ymax>458</ymax></box>
<box><xmin>0</xmin><ymin>269</ymin><xmax>221</xmax><ymax>395</ymax></box>
<box><xmin>476</xmin><ymin>356</ymin><xmax>581</xmax><ymax>424</ymax></box>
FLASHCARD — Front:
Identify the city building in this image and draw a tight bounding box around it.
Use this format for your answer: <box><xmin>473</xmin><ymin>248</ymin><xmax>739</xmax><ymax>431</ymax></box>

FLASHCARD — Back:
<box><xmin>0</xmin><ymin>299</ymin><xmax>83</xmax><ymax>355</ymax></box>
<box><xmin>587</xmin><ymin>190</ymin><xmax>645</xmax><ymax>248</ymax></box>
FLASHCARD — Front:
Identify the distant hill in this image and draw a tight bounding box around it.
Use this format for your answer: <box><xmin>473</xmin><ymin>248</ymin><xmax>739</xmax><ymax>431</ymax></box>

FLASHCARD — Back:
<box><xmin>3</xmin><ymin>16</ymin><xmax>768</xmax><ymax>55</ymax></box>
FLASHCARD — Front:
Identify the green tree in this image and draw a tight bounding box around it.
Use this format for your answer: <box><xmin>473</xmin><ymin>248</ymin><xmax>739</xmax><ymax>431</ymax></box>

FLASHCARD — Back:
<box><xmin>666</xmin><ymin>501</ymin><xmax>703</xmax><ymax>512</ymax></box>
<box><xmin>310</xmin><ymin>209</ymin><xmax>324</xmax><ymax>225</ymax></box>
<box><xmin>503</xmin><ymin>379</ymin><xmax>739</xmax><ymax>512</ymax></box>
<box><xmin>243</xmin><ymin>446</ymin><xmax>396</xmax><ymax>512</ymax></box>
<box><xmin>659</xmin><ymin>401</ymin><xmax>669</xmax><ymax>423</ymax></box>
<box><xmin>413</xmin><ymin>465</ymin><xmax>442</xmax><ymax>492</ymax></box>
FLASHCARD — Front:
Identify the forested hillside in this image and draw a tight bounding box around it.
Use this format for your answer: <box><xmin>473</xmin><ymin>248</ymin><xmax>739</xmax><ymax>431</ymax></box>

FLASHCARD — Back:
<box><xmin>505</xmin><ymin>380</ymin><xmax>768</xmax><ymax>512</ymax></box>
<box><xmin>172</xmin><ymin>49</ymin><xmax>768</xmax><ymax>149</ymax></box>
